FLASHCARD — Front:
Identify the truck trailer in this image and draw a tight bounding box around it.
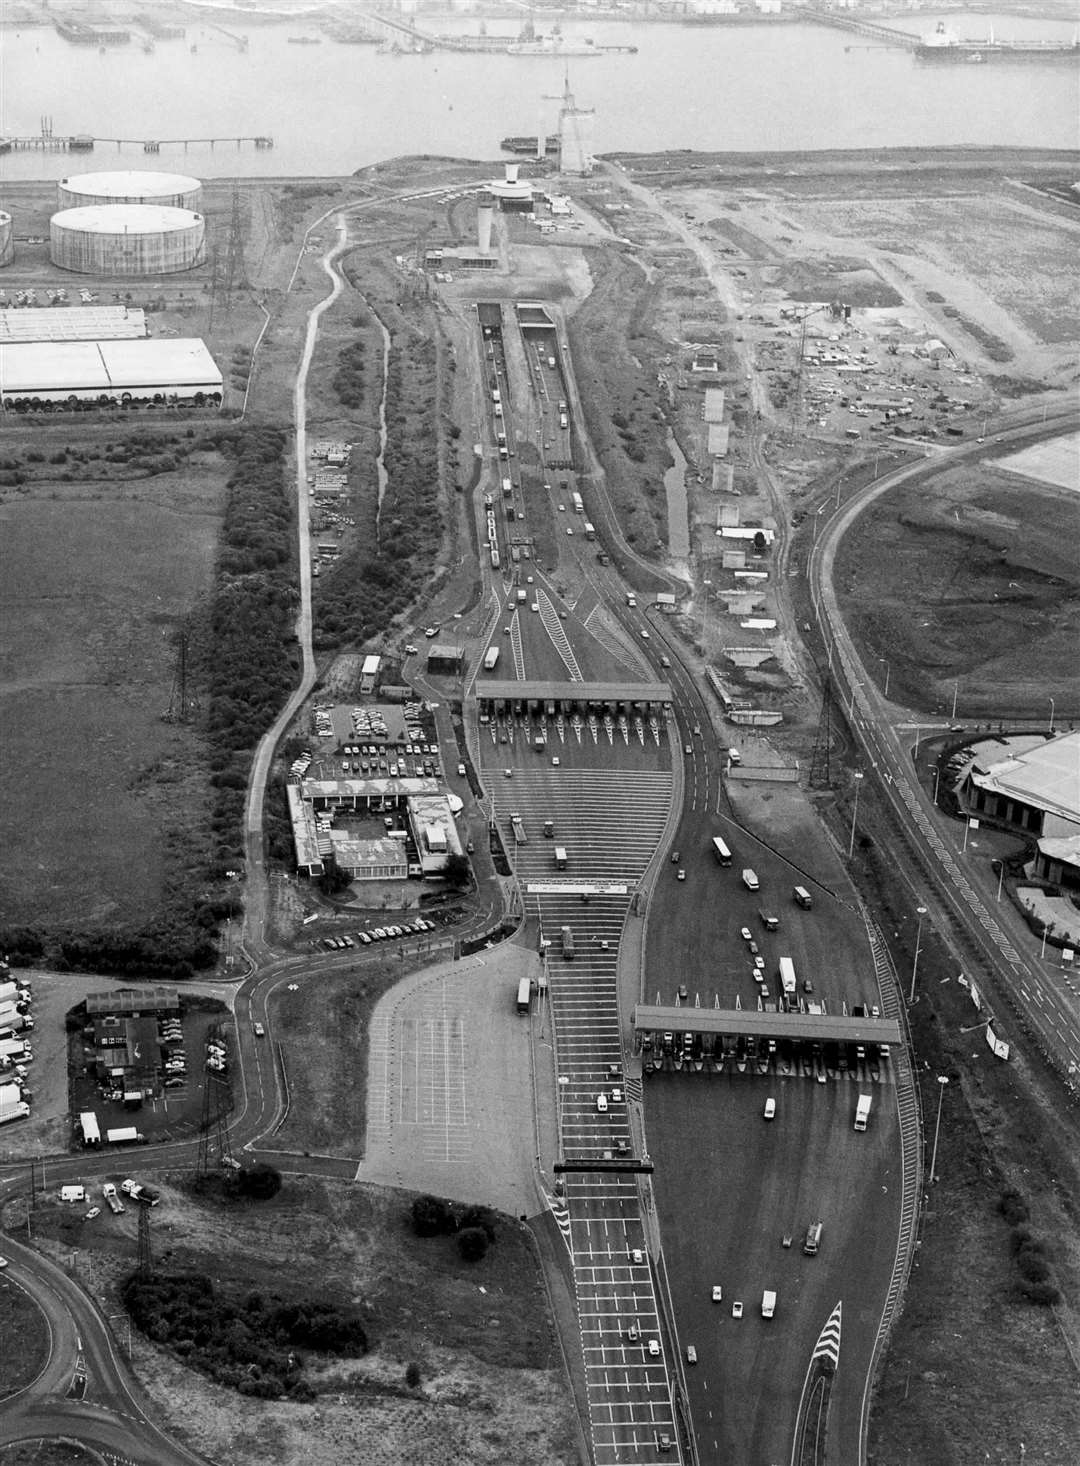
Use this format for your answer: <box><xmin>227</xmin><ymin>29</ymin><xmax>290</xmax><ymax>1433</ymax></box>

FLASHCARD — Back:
<box><xmin>854</xmin><ymin>1094</ymin><xmax>872</xmax><ymax>1132</ymax></box>
<box><xmin>0</xmin><ymin>1101</ymin><xmax>30</xmax><ymax>1126</ymax></box>
<box><xmin>80</xmin><ymin>1111</ymin><xmax>101</xmax><ymax>1147</ymax></box>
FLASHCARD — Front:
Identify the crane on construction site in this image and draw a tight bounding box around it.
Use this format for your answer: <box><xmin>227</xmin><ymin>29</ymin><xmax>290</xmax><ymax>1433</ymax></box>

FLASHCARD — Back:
<box><xmin>543</xmin><ymin>71</ymin><xmax>593</xmax><ymax>176</ymax></box>
<box><xmin>789</xmin><ymin>298</ymin><xmax>850</xmax><ymax>436</ymax></box>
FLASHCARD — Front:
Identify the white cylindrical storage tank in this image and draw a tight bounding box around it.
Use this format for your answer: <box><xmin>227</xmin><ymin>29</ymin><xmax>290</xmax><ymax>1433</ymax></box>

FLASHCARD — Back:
<box><xmin>477</xmin><ymin>194</ymin><xmax>494</xmax><ymax>254</ymax></box>
<box><xmin>57</xmin><ymin>170</ymin><xmax>203</xmax><ymax>212</ymax></box>
<box><xmin>0</xmin><ymin>211</ymin><xmax>13</xmax><ymax>267</ymax></box>
<box><xmin>50</xmin><ymin>205</ymin><xmax>207</xmax><ymax>276</ymax></box>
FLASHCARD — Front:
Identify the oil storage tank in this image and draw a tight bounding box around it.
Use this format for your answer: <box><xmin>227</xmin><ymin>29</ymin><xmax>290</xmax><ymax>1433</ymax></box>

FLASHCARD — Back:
<box><xmin>0</xmin><ymin>211</ymin><xmax>13</xmax><ymax>267</ymax></box>
<box><xmin>58</xmin><ymin>170</ymin><xmax>202</xmax><ymax>212</ymax></box>
<box><xmin>50</xmin><ymin>205</ymin><xmax>206</xmax><ymax>276</ymax></box>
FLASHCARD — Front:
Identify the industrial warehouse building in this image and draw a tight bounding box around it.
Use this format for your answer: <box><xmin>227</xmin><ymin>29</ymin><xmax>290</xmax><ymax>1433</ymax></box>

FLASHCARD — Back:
<box><xmin>50</xmin><ymin>204</ymin><xmax>206</xmax><ymax>275</ymax></box>
<box><xmin>964</xmin><ymin>730</ymin><xmax>1080</xmax><ymax>839</ymax></box>
<box><xmin>0</xmin><ymin>337</ymin><xmax>222</xmax><ymax>411</ymax></box>
<box><xmin>58</xmin><ymin>170</ymin><xmax>203</xmax><ymax>212</ymax></box>
<box><xmin>0</xmin><ymin>305</ymin><xmax>147</xmax><ymax>344</ymax></box>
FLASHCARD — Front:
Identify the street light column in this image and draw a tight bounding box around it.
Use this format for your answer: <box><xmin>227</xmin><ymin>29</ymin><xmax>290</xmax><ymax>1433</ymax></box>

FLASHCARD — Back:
<box><xmin>847</xmin><ymin>772</ymin><xmax>863</xmax><ymax>859</ymax></box>
<box><xmin>928</xmin><ymin>1075</ymin><xmax>949</xmax><ymax>1184</ymax></box>
<box><xmin>909</xmin><ymin>905</ymin><xmax>928</xmax><ymax>1004</ymax></box>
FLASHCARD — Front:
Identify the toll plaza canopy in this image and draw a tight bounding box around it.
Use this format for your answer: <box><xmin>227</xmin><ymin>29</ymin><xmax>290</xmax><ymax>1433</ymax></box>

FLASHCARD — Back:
<box><xmin>478</xmin><ymin>680</ymin><xmax>673</xmax><ymax>716</ymax></box>
<box><xmin>633</xmin><ymin>1005</ymin><xmax>903</xmax><ymax>1046</ymax></box>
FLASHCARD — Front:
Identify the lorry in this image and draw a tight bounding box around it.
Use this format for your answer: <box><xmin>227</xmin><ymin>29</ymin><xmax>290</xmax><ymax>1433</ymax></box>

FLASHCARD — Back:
<box><xmin>0</xmin><ymin>1012</ymin><xmax>32</xmax><ymax>1035</ymax></box>
<box><xmin>101</xmin><ymin>1182</ymin><xmax>125</xmax><ymax>1215</ymax></box>
<box><xmin>583</xmin><ymin>521</ymin><xmax>596</xmax><ymax>540</ymax></box>
<box><xmin>761</xmin><ymin>1290</ymin><xmax>777</xmax><ymax>1319</ymax></box>
<box><xmin>516</xmin><ymin>977</ymin><xmax>532</xmax><ymax>1015</ymax></box>
<box><xmin>561</xmin><ymin>925</ymin><xmax>575</xmax><ymax>961</ymax></box>
<box><xmin>106</xmin><ymin>1127</ymin><xmax>146</xmax><ymax>1146</ymax></box>
<box><xmin>121</xmin><ymin>1179</ymin><xmax>159</xmax><ymax>1205</ymax></box>
<box><xmin>793</xmin><ymin>885</ymin><xmax>813</xmax><ymax>909</ymax></box>
<box><xmin>0</xmin><ymin>1039</ymin><xmax>27</xmax><ymax>1063</ymax></box>
<box><xmin>510</xmin><ymin>814</ymin><xmax>527</xmax><ymax>845</ymax></box>
<box><xmin>482</xmin><ymin>646</ymin><xmax>500</xmax><ymax>672</ymax></box>
<box><xmin>854</xmin><ymin>1094</ymin><xmax>872</xmax><ymax>1132</ymax></box>
<box><xmin>0</xmin><ymin>1100</ymin><xmax>30</xmax><ymax>1126</ymax></box>
<box><xmin>0</xmin><ymin>981</ymin><xmax>21</xmax><ymax>1005</ymax></box>
<box><xmin>741</xmin><ymin>868</ymin><xmax>760</xmax><ymax>892</ymax></box>
<box><xmin>778</xmin><ymin>958</ymin><xmax>797</xmax><ymax>1003</ymax></box>
<box><xmin>571</xmin><ymin>491</ymin><xmax>584</xmax><ymax>515</ymax></box>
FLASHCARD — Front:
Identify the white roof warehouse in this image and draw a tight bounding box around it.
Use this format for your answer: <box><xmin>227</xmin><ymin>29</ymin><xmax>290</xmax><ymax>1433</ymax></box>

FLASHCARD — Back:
<box><xmin>0</xmin><ymin>338</ymin><xmax>222</xmax><ymax>407</ymax></box>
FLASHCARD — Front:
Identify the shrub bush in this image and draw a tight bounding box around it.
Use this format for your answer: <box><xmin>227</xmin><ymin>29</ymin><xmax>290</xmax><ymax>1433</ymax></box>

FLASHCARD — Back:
<box><xmin>1019</xmin><ymin>1279</ymin><xmax>1061</xmax><ymax>1307</ymax></box>
<box><xmin>411</xmin><ymin>1194</ymin><xmax>455</xmax><ymax>1236</ymax></box>
<box><xmin>457</xmin><ymin>1226</ymin><xmax>489</xmax><ymax>1263</ymax></box>
<box><xmin>405</xmin><ymin>1361</ymin><xmax>422</xmax><ymax>1389</ymax></box>
<box><xmin>1000</xmin><ymin>1188</ymin><xmax>1029</xmax><ymax>1227</ymax></box>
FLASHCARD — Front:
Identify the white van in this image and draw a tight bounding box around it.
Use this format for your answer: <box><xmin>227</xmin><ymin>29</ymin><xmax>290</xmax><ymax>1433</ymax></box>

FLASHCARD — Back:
<box><xmin>60</xmin><ymin>1185</ymin><xmax>86</xmax><ymax>1204</ymax></box>
<box><xmin>741</xmin><ymin>869</ymin><xmax>760</xmax><ymax>892</ymax></box>
<box><xmin>763</xmin><ymin>1097</ymin><xmax>776</xmax><ymax>1121</ymax></box>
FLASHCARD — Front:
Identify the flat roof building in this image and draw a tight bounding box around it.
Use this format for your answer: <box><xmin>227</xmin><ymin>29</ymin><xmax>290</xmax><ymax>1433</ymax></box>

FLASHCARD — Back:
<box><xmin>407</xmin><ymin>792</ymin><xmax>464</xmax><ymax>875</ymax></box>
<box><xmin>966</xmin><ymin>730</ymin><xmax>1080</xmax><ymax>839</ymax></box>
<box><xmin>0</xmin><ymin>337</ymin><xmax>222</xmax><ymax>408</ymax></box>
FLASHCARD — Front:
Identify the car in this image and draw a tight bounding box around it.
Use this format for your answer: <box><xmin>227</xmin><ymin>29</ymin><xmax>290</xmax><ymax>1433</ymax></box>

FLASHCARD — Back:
<box><xmin>684</xmin><ymin>743</ymin><xmax>692</xmax><ymax>754</ymax></box>
<box><xmin>871</xmin><ymin>1004</ymin><xmax>881</xmax><ymax>1019</ymax></box>
<box><xmin>551</xmin><ymin>756</ymin><xmax>560</xmax><ymax>767</ymax></box>
<box><xmin>424</xmin><ymin>627</ymin><xmax>439</xmax><ymax>638</ymax></box>
<box><xmin>596</xmin><ymin>1093</ymin><xmax>608</xmax><ymax>1113</ymax></box>
<box><xmin>253</xmin><ymin>1022</ymin><xmax>265</xmax><ymax>1037</ymax></box>
<box><xmin>731</xmin><ymin>1301</ymin><xmax>744</xmax><ymax>1319</ymax></box>
<box><xmin>754</xmin><ymin>956</ymin><xmax>765</xmax><ymax>970</ymax></box>
<box><xmin>660</xmin><ymin>655</ymin><xmax>671</xmax><ymax>668</ymax></box>
<box><xmin>648</xmin><ymin>1339</ymin><xmax>661</xmax><ymax>1357</ymax></box>
<box><xmin>677</xmin><ymin>869</ymin><xmax>686</xmax><ymax>881</ymax></box>
<box><xmin>611</xmin><ymin>1087</ymin><xmax>623</xmax><ymax>1103</ymax></box>
<box><xmin>802</xmin><ymin>978</ymin><xmax>814</xmax><ymax>993</ymax></box>
<box><xmin>677</xmin><ymin>983</ymin><xmax>688</xmax><ymax>1000</ymax></box>
<box><xmin>627</xmin><ymin>1322</ymin><xmax>640</xmax><ymax>1342</ymax></box>
<box><xmin>630</xmin><ymin>1248</ymin><xmax>644</xmax><ymax>1264</ymax></box>
<box><xmin>641</xmin><ymin>628</ymin><xmax>650</xmax><ymax>639</ymax></box>
<box><xmin>671</xmin><ymin>850</ymin><xmax>680</xmax><ymax>864</ymax></box>
<box><xmin>356</xmin><ymin>932</ymin><xmax>372</xmax><ymax>945</ymax></box>
<box><xmin>781</xmin><ymin>1234</ymin><xmax>793</xmax><ymax>1249</ymax></box>
<box><xmin>740</xmin><ymin>927</ymin><xmax>752</xmax><ymax>942</ymax></box>
<box><xmin>0</xmin><ymin>1256</ymin><xmax>8</xmax><ymax>1268</ymax></box>
<box><xmin>457</xmin><ymin>762</ymin><xmax>467</xmax><ymax>776</ymax></box>
<box><xmin>712</xmin><ymin>1285</ymin><xmax>723</xmax><ymax>1302</ymax></box>
<box><xmin>504</xmin><ymin>768</ymin><xmax>513</xmax><ymax>778</ymax></box>
<box><xmin>748</xmin><ymin>940</ymin><xmax>759</xmax><ymax>955</ymax></box>
<box><xmin>85</xmin><ymin>1208</ymin><xmax>101</xmax><ymax>1221</ymax></box>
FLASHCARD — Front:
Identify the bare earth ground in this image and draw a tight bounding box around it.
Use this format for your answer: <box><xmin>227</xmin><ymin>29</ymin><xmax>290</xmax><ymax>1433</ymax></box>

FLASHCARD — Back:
<box><xmin>833</xmin><ymin>465</ymin><xmax>1080</xmax><ymax>718</ymax></box>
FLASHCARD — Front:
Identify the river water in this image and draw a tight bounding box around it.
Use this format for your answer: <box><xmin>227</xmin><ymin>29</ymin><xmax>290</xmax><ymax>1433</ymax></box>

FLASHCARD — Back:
<box><xmin>0</xmin><ymin>12</ymin><xmax>1076</xmax><ymax>181</ymax></box>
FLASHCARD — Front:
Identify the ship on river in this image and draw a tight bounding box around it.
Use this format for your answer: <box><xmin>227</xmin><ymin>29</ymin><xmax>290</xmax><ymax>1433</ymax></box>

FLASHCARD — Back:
<box><xmin>915</xmin><ymin>20</ymin><xmax>1079</xmax><ymax>63</ymax></box>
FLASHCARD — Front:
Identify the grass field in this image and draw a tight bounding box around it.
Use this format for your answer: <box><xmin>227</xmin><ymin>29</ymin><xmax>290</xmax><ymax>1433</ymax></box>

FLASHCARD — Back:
<box><xmin>0</xmin><ymin>458</ymin><xmax>224</xmax><ymax>930</ymax></box>
<box><xmin>11</xmin><ymin>1176</ymin><xmax>576</xmax><ymax>1466</ymax></box>
<box><xmin>834</xmin><ymin>465</ymin><xmax>1080</xmax><ymax>718</ymax></box>
<box><xmin>0</xmin><ymin>1274</ymin><xmax>50</xmax><ymax>1400</ymax></box>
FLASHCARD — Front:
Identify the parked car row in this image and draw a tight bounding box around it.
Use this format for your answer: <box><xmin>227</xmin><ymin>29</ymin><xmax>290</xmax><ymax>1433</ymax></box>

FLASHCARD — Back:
<box><xmin>321</xmin><ymin>919</ymin><xmax>436</xmax><ymax>952</ymax></box>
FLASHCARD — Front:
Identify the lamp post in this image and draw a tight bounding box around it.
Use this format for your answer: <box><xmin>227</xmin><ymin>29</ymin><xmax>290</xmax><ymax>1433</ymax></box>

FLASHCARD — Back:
<box><xmin>848</xmin><ymin>771</ymin><xmax>863</xmax><ymax>859</ymax></box>
<box><xmin>700</xmin><ymin>580</ymin><xmax>712</xmax><ymax>640</ymax></box>
<box><xmin>932</xmin><ymin>764</ymin><xmax>941</xmax><ymax>807</ymax></box>
<box><xmin>951</xmin><ymin>681</ymin><xmax>959</xmax><ymax>722</ymax></box>
<box><xmin>1049</xmin><ymin>697</ymin><xmax>1055</xmax><ymax>735</ymax></box>
<box><xmin>928</xmin><ymin>1075</ymin><xmax>949</xmax><ymax>1184</ymax></box>
<box><xmin>909</xmin><ymin>905</ymin><xmax>928</xmax><ymax>1004</ymax></box>
<box><xmin>878</xmin><ymin>658</ymin><xmax>890</xmax><ymax>698</ymax></box>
